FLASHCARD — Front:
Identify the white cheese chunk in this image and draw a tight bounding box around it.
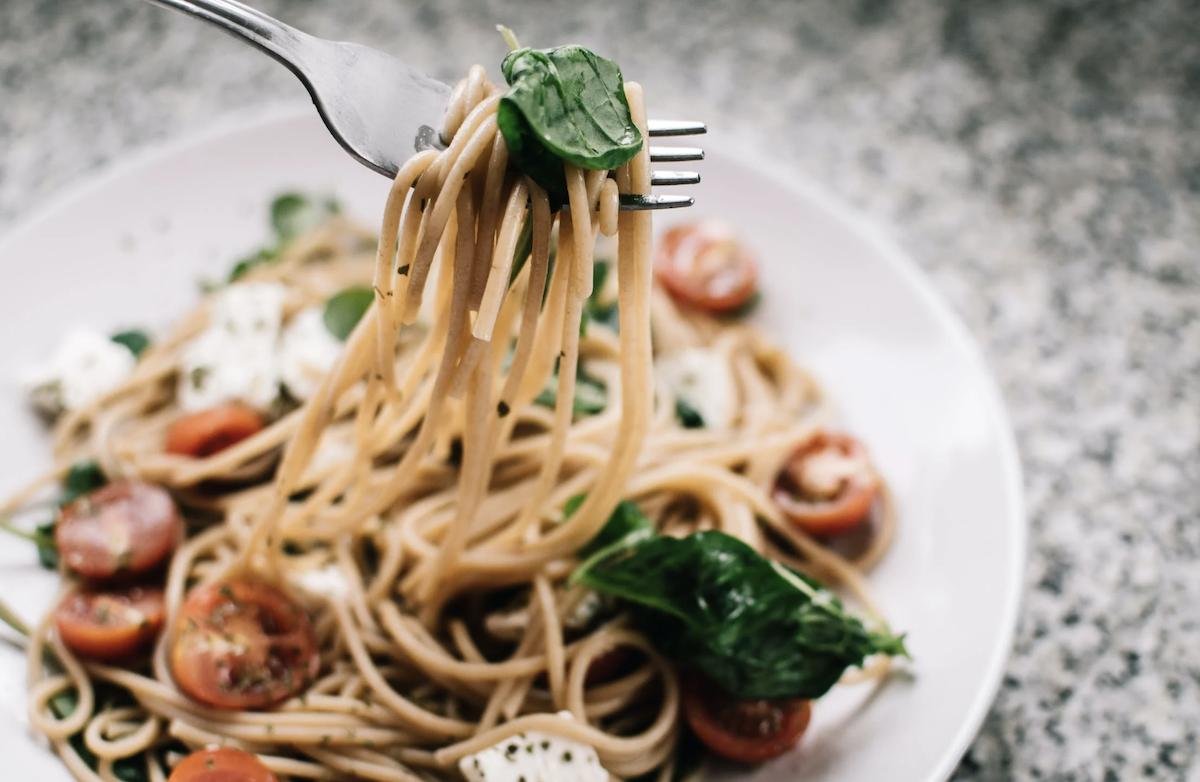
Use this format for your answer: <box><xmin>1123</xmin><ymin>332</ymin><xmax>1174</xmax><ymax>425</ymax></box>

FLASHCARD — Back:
<box><xmin>21</xmin><ymin>328</ymin><xmax>137</xmax><ymax>415</ymax></box>
<box><xmin>178</xmin><ymin>283</ymin><xmax>285</xmax><ymax>412</ymax></box>
<box><xmin>279</xmin><ymin>306</ymin><xmax>344</xmax><ymax>401</ymax></box>
<box><xmin>459</xmin><ymin>713</ymin><xmax>607</xmax><ymax>782</ymax></box>
<box><xmin>291</xmin><ymin>564</ymin><xmax>349</xmax><ymax>599</ymax></box>
<box><xmin>656</xmin><ymin>347</ymin><xmax>737</xmax><ymax>432</ymax></box>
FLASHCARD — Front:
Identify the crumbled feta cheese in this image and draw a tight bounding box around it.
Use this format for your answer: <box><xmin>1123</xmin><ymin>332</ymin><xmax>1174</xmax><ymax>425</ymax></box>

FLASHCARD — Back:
<box><xmin>20</xmin><ymin>328</ymin><xmax>137</xmax><ymax>415</ymax></box>
<box><xmin>656</xmin><ymin>347</ymin><xmax>737</xmax><ymax>432</ymax></box>
<box><xmin>279</xmin><ymin>306</ymin><xmax>344</xmax><ymax>401</ymax></box>
<box><xmin>178</xmin><ymin>283</ymin><xmax>285</xmax><ymax>411</ymax></box>
<box><xmin>459</xmin><ymin>713</ymin><xmax>607</xmax><ymax>782</ymax></box>
<box><xmin>291</xmin><ymin>564</ymin><xmax>349</xmax><ymax>599</ymax></box>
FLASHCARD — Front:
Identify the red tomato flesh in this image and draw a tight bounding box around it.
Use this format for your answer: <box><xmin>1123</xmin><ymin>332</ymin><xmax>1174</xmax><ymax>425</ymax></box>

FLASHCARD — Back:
<box><xmin>773</xmin><ymin>432</ymin><xmax>879</xmax><ymax>536</ymax></box>
<box><xmin>56</xmin><ymin>481</ymin><xmax>181</xmax><ymax>580</ymax></box>
<box><xmin>683</xmin><ymin>677</ymin><xmax>812</xmax><ymax>764</ymax></box>
<box><xmin>166</xmin><ymin>403</ymin><xmax>266</xmax><ymax>458</ymax></box>
<box><xmin>171</xmin><ymin>580</ymin><xmax>318</xmax><ymax>710</ymax></box>
<box><xmin>55</xmin><ymin>585</ymin><xmax>166</xmax><ymax>661</ymax></box>
<box><xmin>168</xmin><ymin>747</ymin><xmax>278</xmax><ymax>782</ymax></box>
<box><xmin>654</xmin><ymin>221</ymin><xmax>758</xmax><ymax>315</ymax></box>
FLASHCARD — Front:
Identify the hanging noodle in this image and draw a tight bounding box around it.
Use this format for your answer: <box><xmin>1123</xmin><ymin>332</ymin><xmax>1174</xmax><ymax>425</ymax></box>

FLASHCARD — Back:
<box><xmin>15</xmin><ymin>67</ymin><xmax>898</xmax><ymax>782</ymax></box>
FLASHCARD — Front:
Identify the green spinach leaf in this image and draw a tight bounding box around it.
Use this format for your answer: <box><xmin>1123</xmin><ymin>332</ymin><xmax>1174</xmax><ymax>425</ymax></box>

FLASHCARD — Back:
<box><xmin>498</xmin><ymin>45</ymin><xmax>643</xmax><ymax>197</ymax></box>
<box><xmin>573</xmin><ymin>529</ymin><xmax>907</xmax><ymax>700</ymax></box>
<box><xmin>110</xmin><ymin>330</ymin><xmax>151</xmax><ymax>359</ymax></box>
<box><xmin>323</xmin><ymin>286</ymin><xmax>374</xmax><ymax>341</ymax></box>
<box><xmin>576</xmin><ymin>499</ymin><xmax>656</xmax><ymax>560</ymax></box>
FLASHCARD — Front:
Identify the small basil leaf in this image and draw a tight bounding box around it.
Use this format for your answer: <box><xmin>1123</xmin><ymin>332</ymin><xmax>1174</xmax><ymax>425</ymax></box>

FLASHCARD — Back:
<box><xmin>60</xmin><ymin>460</ymin><xmax>107</xmax><ymax>507</ymax></box>
<box><xmin>35</xmin><ymin>522</ymin><xmax>58</xmax><ymax>570</ymax></box>
<box><xmin>674</xmin><ymin>398</ymin><xmax>705</xmax><ymax>429</ymax></box>
<box><xmin>227</xmin><ymin>246</ymin><xmax>278</xmax><ymax>283</ymax></box>
<box><xmin>323</xmin><ymin>286</ymin><xmax>375</xmax><ymax>341</ymax></box>
<box><xmin>499</xmin><ymin>45</ymin><xmax>643</xmax><ymax>196</ymax></box>
<box><xmin>563</xmin><ymin>493</ymin><xmax>587</xmax><ymax>519</ymax></box>
<box><xmin>271</xmin><ymin>192</ymin><xmax>340</xmax><ymax>242</ymax></box>
<box><xmin>110</xmin><ymin>330</ymin><xmax>151</xmax><ymax>359</ymax></box>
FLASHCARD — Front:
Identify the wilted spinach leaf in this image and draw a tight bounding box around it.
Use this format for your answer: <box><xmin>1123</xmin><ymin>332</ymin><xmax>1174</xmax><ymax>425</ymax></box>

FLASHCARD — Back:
<box><xmin>573</xmin><ymin>529</ymin><xmax>907</xmax><ymax>700</ymax></box>
<box><xmin>323</xmin><ymin>286</ymin><xmax>374</xmax><ymax>341</ymax></box>
<box><xmin>573</xmin><ymin>497</ymin><xmax>656</xmax><ymax>560</ymax></box>
<box><xmin>498</xmin><ymin>45</ymin><xmax>643</xmax><ymax>197</ymax></box>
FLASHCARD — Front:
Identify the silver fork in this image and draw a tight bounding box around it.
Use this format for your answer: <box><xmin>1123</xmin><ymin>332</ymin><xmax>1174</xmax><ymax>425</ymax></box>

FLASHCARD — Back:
<box><xmin>142</xmin><ymin>0</ymin><xmax>705</xmax><ymax>210</ymax></box>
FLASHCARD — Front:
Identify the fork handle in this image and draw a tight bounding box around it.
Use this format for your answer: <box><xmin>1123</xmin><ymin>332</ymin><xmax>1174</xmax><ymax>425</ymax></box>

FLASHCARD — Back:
<box><xmin>143</xmin><ymin>0</ymin><xmax>315</xmax><ymax>76</ymax></box>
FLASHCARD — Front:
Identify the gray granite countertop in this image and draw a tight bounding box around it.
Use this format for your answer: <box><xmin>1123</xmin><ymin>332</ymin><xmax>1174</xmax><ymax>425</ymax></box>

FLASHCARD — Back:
<box><xmin>1</xmin><ymin>0</ymin><xmax>1197</xmax><ymax>779</ymax></box>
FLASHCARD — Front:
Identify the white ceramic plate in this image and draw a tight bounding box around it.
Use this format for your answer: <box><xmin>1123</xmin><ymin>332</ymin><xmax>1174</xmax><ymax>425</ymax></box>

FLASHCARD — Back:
<box><xmin>0</xmin><ymin>107</ymin><xmax>1024</xmax><ymax>782</ymax></box>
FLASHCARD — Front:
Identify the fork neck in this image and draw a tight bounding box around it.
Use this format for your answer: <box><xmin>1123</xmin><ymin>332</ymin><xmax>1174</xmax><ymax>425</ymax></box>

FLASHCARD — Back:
<box><xmin>144</xmin><ymin>0</ymin><xmax>315</xmax><ymax>74</ymax></box>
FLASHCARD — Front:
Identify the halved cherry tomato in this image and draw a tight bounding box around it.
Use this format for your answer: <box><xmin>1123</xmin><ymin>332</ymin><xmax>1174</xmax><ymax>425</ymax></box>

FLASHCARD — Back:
<box><xmin>773</xmin><ymin>433</ymin><xmax>879</xmax><ymax>536</ymax></box>
<box><xmin>56</xmin><ymin>481</ymin><xmax>181</xmax><ymax>580</ymax></box>
<box><xmin>55</xmin><ymin>585</ymin><xmax>166</xmax><ymax>661</ymax></box>
<box><xmin>166</xmin><ymin>403</ymin><xmax>266</xmax><ymax>458</ymax></box>
<box><xmin>683</xmin><ymin>676</ymin><xmax>812</xmax><ymax>764</ymax></box>
<box><xmin>168</xmin><ymin>747</ymin><xmax>278</xmax><ymax>782</ymax></box>
<box><xmin>654</xmin><ymin>221</ymin><xmax>758</xmax><ymax>315</ymax></box>
<box><xmin>171</xmin><ymin>580</ymin><xmax>318</xmax><ymax>709</ymax></box>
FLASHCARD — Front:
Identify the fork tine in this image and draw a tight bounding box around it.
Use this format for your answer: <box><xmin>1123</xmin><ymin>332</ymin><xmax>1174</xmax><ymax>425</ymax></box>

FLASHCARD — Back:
<box><xmin>618</xmin><ymin>194</ymin><xmax>694</xmax><ymax>211</ymax></box>
<box><xmin>649</xmin><ymin>147</ymin><xmax>705</xmax><ymax>163</ymax></box>
<box><xmin>650</xmin><ymin>171</ymin><xmax>701</xmax><ymax>187</ymax></box>
<box><xmin>647</xmin><ymin>119</ymin><xmax>708</xmax><ymax>137</ymax></box>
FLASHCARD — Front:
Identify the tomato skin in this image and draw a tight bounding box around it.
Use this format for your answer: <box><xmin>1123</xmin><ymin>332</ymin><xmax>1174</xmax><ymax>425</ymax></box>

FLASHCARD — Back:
<box><xmin>683</xmin><ymin>678</ymin><xmax>812</xmax><ymax>764</ymax></box>
<box><xmin>655</xmin><ymin>221</ymin><xmax>758</xmax><ymax>315</ymax></box>
<box><xmin>171</xmin><ymin>581</ymin><xmax>319</xmax><ymax>710</ymax></box>
<box><xmin>54</xmin><ymin>586</ymin><xmax>166</xmax><ymax>662</ymax></box>
<box><xmin>56</xmin><ymin>481</ymin><xmax>181</xmax><ymax>580</ymax></box>
<box><xmin>773</xmin><ymin>433</ymin><xmax>879</xmax><ymax>537</ymax></box>
<box><xmin>166</xmin><ymin>403</ymin><xmax>266</xmax><ymax>458</ymax></box>
<box><xmin>168</xmin><ymin>747</ymin><xmax>278</xmax><ymax>782</ymax></box>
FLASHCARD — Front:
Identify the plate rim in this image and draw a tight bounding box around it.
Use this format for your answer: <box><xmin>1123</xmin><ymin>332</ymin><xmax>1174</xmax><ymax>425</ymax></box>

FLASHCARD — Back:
<box><xmin>0</xmin><ymin>104</ymin><xmax>1027</xmax><ymax>782</ymax></box>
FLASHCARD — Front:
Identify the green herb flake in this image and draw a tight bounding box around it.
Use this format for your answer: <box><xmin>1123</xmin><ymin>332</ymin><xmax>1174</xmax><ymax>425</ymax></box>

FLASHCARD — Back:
<box><xmin>110</xmin><ymin>330</ymin><xmax>151</xmax><ymax>359</ymax></box>
<box><xmin>323</xmin><ymin>286</ymin><xmax>375</xmax><ymax>341</ymax></box>
<box><xmin>674</xmin><ymin>398</ymin><xmax>705</xmax><ymax>429</ymax></box>
<box><xmin>497</xmin><ymin>400</ymin><xmax>511</xmax><ymax>418</ymax></box>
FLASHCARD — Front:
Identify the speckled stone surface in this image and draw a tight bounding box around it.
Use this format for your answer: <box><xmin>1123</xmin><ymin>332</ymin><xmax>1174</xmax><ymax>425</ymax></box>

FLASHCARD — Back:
<box><xmin>1</xmin><ymin>0</ymin><xmax>1198</xmax><ymax>779</ymax></box>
